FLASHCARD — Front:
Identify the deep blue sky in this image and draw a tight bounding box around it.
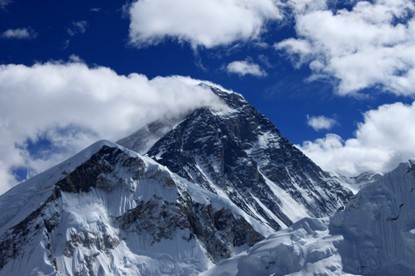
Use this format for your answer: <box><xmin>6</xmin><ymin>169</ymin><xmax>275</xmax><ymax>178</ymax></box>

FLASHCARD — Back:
<box><xmin>2</xmin><ymin>0</ymin><xmax>403</xmax><ymax>143</ymax></box>
<box><xmin>1</xmin><ymin>0</ymin><xmax>414</xmax><ymax>190</ymax></box>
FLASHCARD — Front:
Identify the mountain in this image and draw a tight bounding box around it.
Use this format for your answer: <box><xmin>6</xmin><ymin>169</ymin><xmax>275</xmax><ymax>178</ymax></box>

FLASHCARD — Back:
<box><xmin>330</xmin><ymin>159</ymin><xmax>415</xmax><ymax>275</ymax></box>
<box><xmin>0</xmin><ymin>84</ymin><xmax>353</xmax><ymax>275</ymax></box>
<box><xmin>0</xmin><ymin>141</ymin><xmax>272</xmax><ymax>275</ymax></box>
<box><xmin>119</xmin><ymin>85</ymin><xmax>352</xmax><ymax>230</ymax></box>
<box><xmin>331</xmin><ymin>171</ymin><xmax>383</xmax><ymax>194</ymax></box>
<box><xmin>205</xmin><ymin>159</ymin><xmax>415</xmax><ymax>275</ymax></box>
<box><xmin>203</xmin><ymin>217</ymin><xmax>344</xmax><ymax>276</ymax></box>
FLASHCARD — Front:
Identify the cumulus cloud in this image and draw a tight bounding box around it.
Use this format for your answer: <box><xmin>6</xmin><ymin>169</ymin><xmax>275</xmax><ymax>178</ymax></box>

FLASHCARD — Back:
<box><xmin>307</xmin><ymin>115</ymin><xmax>337</xmax><ymax>131</ymax></box>
<box><xmin>1</xmin><ymin>28</ymin><xmax>37</xmax><ymax>39</ymax></box>
<box><xmin>277</xmin><ymin>0</ymin><xmax>415</xmax><ymax>96</ymax></box>
<box><xmin>128</xmin><ymin>0</ymin><xmax>282</xmax><ymax>48</ymax></box>
<box><xmin>0</xmin><ymin>62</ymin><xmax>224</xmax><ymax>195</ymax></box>
<box><xmin>299</xmin><ymin>101</ymin><xmax>415</xmax><ymax>176</ymax></box>
<box><xmin>226</xmin><ymin>60</ymin><xmax>267</xmax><ymax>77</ymax></box>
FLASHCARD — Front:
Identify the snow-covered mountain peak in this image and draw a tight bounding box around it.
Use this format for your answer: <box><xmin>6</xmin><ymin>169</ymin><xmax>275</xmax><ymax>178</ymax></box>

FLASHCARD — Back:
<box><xmin>0</xmin><ymin>140</ymin><xmax>127</xmax><ymax>235</ymax></box>
<box><xmin>119</xmin><ymin>86</ymin><xmax>352</xmax><ymax>231</ymax></box>
<box><xmin>205</xmin><ymin>159</ymin><xmax>415</xmax><ymax>275</ymax></box>
<box><xmin>1</xmin><ymin>85</ymin><xmax>355</xmax><ymax>275</ymax></box>
<box><xmin>199</xmin><ymin>83</ymin><xmax>249</xmax><ymax>110</ymax></box>
<box><xmin>330</xmin><ymin>159</ymin><xmax>415</xmax><ymax>275</ymax></box>
<box><xmin>0</xmin><ymin>135</ymin><xmax>273</xmax><ymax>275</ymax></box>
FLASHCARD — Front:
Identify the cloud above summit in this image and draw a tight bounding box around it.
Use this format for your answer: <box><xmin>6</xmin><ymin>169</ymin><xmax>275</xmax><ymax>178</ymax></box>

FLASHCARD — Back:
<box><xmin>277</xmin><ymin>0</ymin><xmax>415</xmax><ymax>96</ymax></box>
<box><xmin>128</xmin><ymin>0</ymin><xmax>282</xmax><ymax>48</ymax></box>
<box><xmin>128</xmin><ymin>0</ymin><xmax>415</xmax><ymax>97</ymax></box>
<box><xmin>0</xmin><ymin>62</ymin><xmax>224</xmax><ymax>194</ymax></box>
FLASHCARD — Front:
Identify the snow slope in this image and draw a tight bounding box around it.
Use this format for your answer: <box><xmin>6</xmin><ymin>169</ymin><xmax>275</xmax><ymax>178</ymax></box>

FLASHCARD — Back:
<box><xmin>330</xmin><ymin>159</ymin><xmax>415</xmax><ymax>275</ymax></box>
<box><xmin>0</xmin><ymin>140</ymin><xmax>272</xmax><ymax>275</ymax></box>
<box><xmin>203</xmin><ymin>217</ymin><xmax>350</xmax><ymax>276</ymax></box>
<box><xmin>120</xmin><ymin>85</ymin><xmax>352</xmax><ymax>231</ymax></box>
<box><xmin>206</xmin><ymin>159</ymin><xmax>415</xmax><ymax>275</ymax></box>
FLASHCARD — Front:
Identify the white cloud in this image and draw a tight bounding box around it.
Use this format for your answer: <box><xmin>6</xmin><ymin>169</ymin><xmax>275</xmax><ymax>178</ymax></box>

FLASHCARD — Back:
<box><xmin>67</xmin><ymin>21</ymin><xmax>88</xmax><ymax>36</ymax></box>
<box><xmin>0</xmin><ymin>0</ymin><xmax>11</xmax><ymax>10</ymax></box>
<box><xmin>68</xmin><ymin>54</ymin><xmax>84</xmax><ymax>63</ymax></box>
<box><xmin>0</xmin><ymin>62</ymin><xmax>225</xmax><ymax>195</ymax></box>
<box><xmin>299</xmin><ymin>101</ymin><xmax>415</xmax><ymax>176</ymax></box>
<box><xmin>128</xmin><ymin>0</ymin><xmax>282</xmax><ymax>48</ymax></box>
<box><xmin>277</xmin><ymin>0</ymin><xmax>415</xmax><ymax>96</ymax></box>
<box><xmin>1</xmin><ymin>28</ymin><xmax>37</xmax><ymax>39</ymax></box>
<box><xmin>307</xmin><ymin>115</ymin><xmax>337</xmax><ymax>131</ymax></box>
<box><xmin>226</xmin><ymin>60</ymin><xmax>267</xmax><ymax>77</ymax></box>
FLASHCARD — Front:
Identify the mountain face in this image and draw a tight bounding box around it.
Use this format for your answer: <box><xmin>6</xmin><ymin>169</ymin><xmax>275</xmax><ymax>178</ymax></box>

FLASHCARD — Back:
<box><xmin>205</xmin><ymin>160</ymin><xmax>415</xmax><ymax>276</ymax></box>
<box><xmin>0</xmin><ymin>85</ymin><xmax>354</xmax><ymax>275</ymax></box>
<box><xmin>330</xmin><ymin>159</ymin><xmax>415</xmax><ymax>275</ymax></box>
<box><xmin>0</xmin><ymin>141</ymin><xmax>273</xmax><ymax>275</ymax></box>
<box><xmin>120</xmin><ymin>85</ymin><xmax>352</xmax><ymax>230</ymax></box>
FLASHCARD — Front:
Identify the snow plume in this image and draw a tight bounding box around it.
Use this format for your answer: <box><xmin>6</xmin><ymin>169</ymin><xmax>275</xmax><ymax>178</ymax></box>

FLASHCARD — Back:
<box><xmin>277</xmin><ymin>0</ymin><xmax>415</xmax><ymax>96</ymax></box>
<box><xmin>299</xmin><ymin>101</ymin><xmax>415</xmax><ymax>176</ymax></box>
<box><xmin>127</xmin><ymin>0</ymin><xmax>282</xmax><ymax>48</ymax></box>
<box><xmin>0</xmin><ymin>61</ymin><xmax>224</xmax><ymax>194</ymax></box>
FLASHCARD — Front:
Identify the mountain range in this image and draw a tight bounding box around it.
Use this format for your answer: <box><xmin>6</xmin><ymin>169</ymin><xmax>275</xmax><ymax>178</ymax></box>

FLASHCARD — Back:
<box><xmin>0</xmin><ymin>85</ymin><xmax>413</xmax><ymax>275</ymax></box>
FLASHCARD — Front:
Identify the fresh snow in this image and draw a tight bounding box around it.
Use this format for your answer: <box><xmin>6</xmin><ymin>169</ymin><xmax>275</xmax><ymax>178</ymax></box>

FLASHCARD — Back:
<box><xmin>204</xmin><ymin>159</ymin><xmax>415</xmax><ymax>275</ymax></box>
<box><xmin>260</xmin><ymin>171</ymin><xmax>311</xmax><ymax>223</ymax></box>
<box><xmin>330</xmin><ymin>160</ymin><xmax>415</xmax><ymax>275</ymax></box>
<box><xmin>0</xmin><ymin>139</ymin><xmax>269</xmax><ymax>275</ymax></box>
<box><xmin>0</xmin><ymin>140</ymin><xmax>119</xmax><ymax>236</ymax></box>
<box><xmin>203</xmin><ymin>217</ymin><xmax>349</xmax><ymax>276</ymax></box>
<box><xmin>3</xmin><ymin>85</ymin><xmax>413</xmax><ymax>275</ymax></box>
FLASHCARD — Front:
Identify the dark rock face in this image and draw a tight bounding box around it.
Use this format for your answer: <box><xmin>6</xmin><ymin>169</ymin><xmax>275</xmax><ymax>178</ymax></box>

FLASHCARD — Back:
<box><xmin>1</xmin><ymin>86</ymin><xmax>354</xmax><ymax>275</ymax></box>
<box><xmin>187</xmin><ymin>204</ymin><xmax>264</xmax><ymax>262</ymax></box>
<box><xmin>130</xmin><ymin>87</ymin><xmax>353</xmax><ymax>230</ymax></box>
<box><xmin>0</xmin><ymin>142</ymin><xmax>267</xmax><ymax>274</ymax></box>
<box><xmin>117</xmin><ymin>115</ymin><xmax>184</xmax><ymax>155</ymax></box>
<box><xmin>117</xmin><ymin>196</ymin><xmax>264</xmax><ymax>263</ymax></box>
<box><xmin>0</xmin><ymin>188</ymin><xmax>61</xmax><ymax>270</ymax></box>
<box><xmin>57</xmin><ymin>145</ymin><xmax>146</xmax><ymax>193</ymax></box>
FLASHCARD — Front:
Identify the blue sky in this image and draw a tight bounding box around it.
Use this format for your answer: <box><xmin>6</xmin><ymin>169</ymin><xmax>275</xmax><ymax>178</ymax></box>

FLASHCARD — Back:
<box><xmin>1</xmin><ymin>0</ymin><xmax>415</xmax><ymax>194</ymax></box>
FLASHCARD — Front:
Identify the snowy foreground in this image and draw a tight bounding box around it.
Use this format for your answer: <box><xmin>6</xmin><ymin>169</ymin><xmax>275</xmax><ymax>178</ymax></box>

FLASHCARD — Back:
<box><xmin>205</xmin><ymin>160</ymin><xmax>415</xmax><ymax>275</ymax></box>
<box><xmin>203</xmin><ymin>217</ymin><xmax>348</xmax><ymax>276</ymax></box>
<box><xmin>0</xmin><ymin>139</ymin><xmax>413</xmax><ymax>275</ymax></box>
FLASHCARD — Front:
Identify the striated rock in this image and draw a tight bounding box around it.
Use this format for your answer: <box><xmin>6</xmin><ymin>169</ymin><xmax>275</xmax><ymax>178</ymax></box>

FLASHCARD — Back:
<box><xmin>0</xmin><ymin>141</ymin><xmax>269</xmax><ymax>275</ymax></box>
<box><xmin>121</xmin><ymin>85</ymin><xmax>352</xmax><ymax>230</ymax></box>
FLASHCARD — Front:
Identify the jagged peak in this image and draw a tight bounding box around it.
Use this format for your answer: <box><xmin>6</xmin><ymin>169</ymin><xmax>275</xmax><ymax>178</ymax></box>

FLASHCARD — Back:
<box><xmin>0</xmin><ymin>140</ymin><xmax>146</xmax><ymax>234</ymax></box>
<box><xmin>198</xmin><ymin>82</ymin><xmax>235</xmax><ymax>95</ymax></box>
<box><xmin>198</xmin><ymin>83</ymin><xmax>249</xmax><ymax>109</ymax></box>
